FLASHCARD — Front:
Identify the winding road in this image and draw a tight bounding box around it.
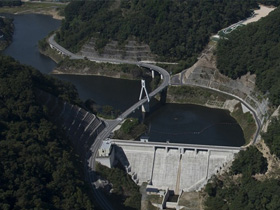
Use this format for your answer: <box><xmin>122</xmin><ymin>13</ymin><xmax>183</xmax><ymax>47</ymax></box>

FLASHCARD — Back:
<box><xmin>48</xmin><ymin>34</ymin><xmax>262</xmax><ymax>209</ymax></box>
<box><xmin>49</xmin><ymin>34</ymin><xmax>170</xmax><ymax>210</ymax></box>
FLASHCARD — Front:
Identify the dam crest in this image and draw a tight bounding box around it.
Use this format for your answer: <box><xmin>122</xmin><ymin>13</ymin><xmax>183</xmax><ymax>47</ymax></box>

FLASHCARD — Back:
<box><xmin>98</xmin><ymin>139</ymin><xmax>240</xmax><ymax>193</ymax></box>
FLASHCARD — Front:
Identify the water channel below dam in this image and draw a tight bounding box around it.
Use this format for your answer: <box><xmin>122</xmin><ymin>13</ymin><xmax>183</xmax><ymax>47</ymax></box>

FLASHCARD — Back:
<box><xmin>3</xmin><ymin>14</ymin><xmax>245</xmax><ymax>146</ymax></box>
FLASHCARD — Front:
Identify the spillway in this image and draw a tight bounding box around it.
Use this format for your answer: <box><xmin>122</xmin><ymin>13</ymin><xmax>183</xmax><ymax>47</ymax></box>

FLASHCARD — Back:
<box><xmin>114</xmin><ymin>141</ymin><xmax>239</xmax><ymax>192</ymax></box>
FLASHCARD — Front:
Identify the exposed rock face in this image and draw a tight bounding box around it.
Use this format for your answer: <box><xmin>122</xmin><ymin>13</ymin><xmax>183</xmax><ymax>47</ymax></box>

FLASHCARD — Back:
<box><xmin>79</xmin><ymin>37</ymin><xmax>156</xmax><ymax>61</ymax></box>
<box><xmin>223</xmin><ymin>99</ymin><xmax>240</xmax><ymax>113</ymax></box>
<box><xmin>179</xmin><ymin>43</ymin><xmax>269</xmax><ymax>124</ymax></box>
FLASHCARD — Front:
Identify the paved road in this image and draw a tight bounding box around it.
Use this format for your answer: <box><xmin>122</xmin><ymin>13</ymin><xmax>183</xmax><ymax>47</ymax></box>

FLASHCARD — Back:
<box><xmin>48</xmin><ymin>33</ymin><xmax>263</xmax><ymax>209</ymax></box>
<box><xmin>48</xmin><ymin>34</ymin><xmax>170</xmax><ymax>210</ymax></box>
<box><xmin>48</xmin><ymin>34</ymin><xmax>170</xmax><ymax>136</ymax></box>
<box><xmin>112</xmin><ymin>139</ymin><xmax>242</xmax><ymax>152</ymax></box>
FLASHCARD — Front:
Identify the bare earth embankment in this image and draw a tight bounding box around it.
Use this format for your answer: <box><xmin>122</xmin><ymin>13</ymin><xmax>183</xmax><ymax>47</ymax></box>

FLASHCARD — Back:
<box><xmin>171</xmin><ymin>41</ymin><xmax>270</xmax><ymax>131</ymax></box>
<box><xmin>243</xmin><ymin>5</ymin><xmax>276</xmax><ymax>25</ymax></box>
<box><xmin>0</xmin><ymin>2</ymin><xmax>65</xmax><ymax>20</ymax></box>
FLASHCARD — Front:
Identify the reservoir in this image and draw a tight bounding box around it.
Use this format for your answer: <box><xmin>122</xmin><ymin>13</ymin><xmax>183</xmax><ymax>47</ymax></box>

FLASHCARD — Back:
<box><xmin>3</xmin><ymin>14</ymin><xmax>245</xmax><ymax>146</ymax></box>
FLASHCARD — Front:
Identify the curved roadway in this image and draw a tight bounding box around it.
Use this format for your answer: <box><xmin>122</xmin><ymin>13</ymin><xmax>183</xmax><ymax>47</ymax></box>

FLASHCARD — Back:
<box><xmin>48</xmin><ymin>34</ymin><xmax>262</xmax><ymax>209</ymax></box>
<box><xmin>48</xmin><ymin>34</ymin><xmax>170</xmax><ymax>210</ymax></box>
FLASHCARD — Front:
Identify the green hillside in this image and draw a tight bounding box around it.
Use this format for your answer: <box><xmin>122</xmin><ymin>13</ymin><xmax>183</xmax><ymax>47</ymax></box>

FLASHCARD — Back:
<box><xmin>204</xmin><ymin>119</ymin><xmax>280</xmax><ymax>210</ymax></box>
<box><xmin>56</xmin><ymin>0</ymin><xmax>257</xmax><ymax>62</ymax></box>
<box><xmin>0</xmin><ymin>55</ymin><xmax>94</xmax><ymax>209</ymax></box>
<box><xmin>217</xmin><ymin>7</ymin><xmax>280</xmax><ymax>105</ymax></box>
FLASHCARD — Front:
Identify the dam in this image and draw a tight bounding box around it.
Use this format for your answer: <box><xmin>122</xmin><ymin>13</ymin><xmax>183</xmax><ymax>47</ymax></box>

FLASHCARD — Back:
<box><xmin>107</xmin><ymin>140</ymin><xmax>240</xmax><ymax>192</ymax></box>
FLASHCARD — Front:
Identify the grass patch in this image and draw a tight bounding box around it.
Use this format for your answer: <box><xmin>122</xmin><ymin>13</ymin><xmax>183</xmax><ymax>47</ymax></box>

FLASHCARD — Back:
<box><xmin>97</xmin><ymin>105</ymin><xmax>121</xmax><ymax>120</ymax></box>
<box><xmin>148</xmin><ymin>194</ymin><xmax>163</xmax><ymax>204</ymax></box>
<box><xmin>56</xmin><ymin>58</ymin><xmax>147</xmax><ymax>79</ymax></box>
<box><xmin>167</xmin><ymin>85</ymin><xmax>232</xmax><ymax>105</ymax></box>
<box><xmin>156</xmin><ymin>58</ymin><xmax>197</xmax><ymax>74</ymax></box>
<box><xmin>0</xmin><ymin>2</ymin><xmax>66</xmax><ymax>16</ymax></box>
<box><xmin>231</xmin><ymin>103</ymin><xmax>256</xmax><ymax>145</ymax></box>
<box><xmin>147</xmin><ymin>201</ymin><xmax>159</xmax><ymax>210</ymax></box>
<box><xmin>38</xmin><ymin>37</ymin><xmax>65</xmax><ymax>63</ymax></box>
<box><xmin>113</xmin><ymin>118</ymin><xmax>147</xmax><ymax>140</ymax></box>
<box><xmin>178</xmin><ymin>192</ymin><xmax>202</xmax><ymax>208</ymax></box>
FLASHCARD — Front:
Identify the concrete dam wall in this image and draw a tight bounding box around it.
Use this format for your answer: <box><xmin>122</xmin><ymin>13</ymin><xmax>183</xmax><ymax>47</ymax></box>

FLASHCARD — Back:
<box><xmin>114</xmin><ymin>141</ymin><xmax>238</xmax><ymax>192</ymax></box>
<box><xmin>35</xmin><ymin>90</ymin><xmax>105</xmax><ymax>157</ymax></box>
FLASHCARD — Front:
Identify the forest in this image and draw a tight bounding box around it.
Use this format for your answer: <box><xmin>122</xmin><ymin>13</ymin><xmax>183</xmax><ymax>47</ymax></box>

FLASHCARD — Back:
<box><xmin>56</xmin><ymin>0</ymin><xmax>258</xmax><ymax>62</ymax></box>
<box><xmin>0</xmin><ymin>55</ymin><xmax>94</xmax><ymax>209</ymax></box>
<box><xmin>0</xmin><ymin>17</ymin><xmax>13</xmax><ymax>51</ymax></box>
<box><xmin>204</xmin><ymin>118</ymin><xmax>280</xmax><ymax>209</ymax></box>
<box><xmin>205</xmin><ymin>174</ymin><xmax>280</xmax><ymax>210</ymax></box>
<box><xmin>96</xmin><ymin>163</ymin><xmax>141</xmax><ymax>210</ymax></box>
<box><xmin>262</xmin><ymin>118</ymin><xmax>280</xmax><ymax>158</ymax></box>
<box><xmin>217</xmin><ymin>6</ymin><xmax>280</xmax><ymax>106</ymax></box>
<box><xmin>206</xmin><ymin>3</ymin><xmax>280</xmax><ymax>207</ymax></box>
<box><xmin>205</xmin><ymin>146</ymin><xmax>274</xmax><ymax>209</ymax></box>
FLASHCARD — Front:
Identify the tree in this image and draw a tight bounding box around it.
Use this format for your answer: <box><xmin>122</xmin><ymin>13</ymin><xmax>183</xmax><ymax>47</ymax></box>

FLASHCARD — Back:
<box><xmin>262</xmin><ymin>118</ymin><xmax>280</xmax><ymax>158</ymax></box>
<box><xmin>231</xmin><ymin>146</ymin><xmax>267</xmax><ymax>175</ymax></box>
<box><xmin>57</xmin><ymin>0</ymin><xmax>258</xmax><ymax>62</ymax></box>
<box><xmin>0</xmin><ymin>55</ymin><xmax>94</xmax><ymax>209</ymax></box>
<box><xmin>217</xmin><ymin>6</ymin><xmax>280</xmax><ymax>105</ymax></box>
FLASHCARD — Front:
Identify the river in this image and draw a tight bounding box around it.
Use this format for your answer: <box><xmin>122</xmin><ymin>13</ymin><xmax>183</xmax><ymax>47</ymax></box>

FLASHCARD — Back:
<box><xmin>3</xmin><ymin>14</ymin><xmax>245</xmax><ymax>146</ymax></box>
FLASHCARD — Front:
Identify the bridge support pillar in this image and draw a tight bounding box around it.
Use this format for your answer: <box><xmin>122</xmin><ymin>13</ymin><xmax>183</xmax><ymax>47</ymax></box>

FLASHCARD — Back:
<box><xmin>179</xmin><ymin>148</ymin><xmax>184</xmax><ymax>154</ymax></box>
<box><xmin>141</xmin><ymin>102</ymin><xmax>150</xmax><ymax>113</ymax></box>
<box><xmin>151</xmin><ymin>70</ymin><xmax>155</xmax><ymax>79</ymax></box>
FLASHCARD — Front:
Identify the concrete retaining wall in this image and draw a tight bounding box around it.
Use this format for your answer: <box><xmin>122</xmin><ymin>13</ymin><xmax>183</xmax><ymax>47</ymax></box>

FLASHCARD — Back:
<box><xmin>116</xmin><ymin>142</ymin><xmax>238</xmax><ymax>192</ymax></box>
<box><xmin>35</xmin><ymin>89</ymin><xmax>104</xmax><ymax>157</ymax></box>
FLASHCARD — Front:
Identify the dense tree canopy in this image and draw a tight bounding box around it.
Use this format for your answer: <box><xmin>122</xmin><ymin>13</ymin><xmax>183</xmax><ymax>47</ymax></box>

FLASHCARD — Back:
<box><xmin>204</xmin><ymin>144</ymin><xmax>278</xmax><ymax>210</ymax></box>
<box><xmin>113</xmin><ymin>118</ymin><xmax>147</xmax><ymax>140</ymax></box>
<box><xmin>0</xmin><ymin>55</ymin><xmax>93</xmax><ymax>209</ymax></box>
<box><xmin>205</xmin><ymin>175</ymin><xmax>280</xmax><ymax>210</ymax></box>
<box><xmin>231</xmin><ymin>146</ymin><xmax>267</xmax><ymax>175</ymax></box>
<box><xmin>204</xmin><ymin>114</ymin><xmax>280</xmax><ymax>210</ymax></box>
<box><xmin>57</xmin><ymin>0</ymin><xmax>258</xmax><ymax>62</ymax></box>
<box><xmin>258</xmin><ymin>0</ymin><xmax>280</xmax><ymax>6</ymax></box>
<box><xmin>96</xmin><ymin>163</ymin><xmax>141</xmax><ymax>210</ymax></box>
<box><xmin>262</xmin><ymin>117</ymin><xmax>280</xmax><ymax>158</ymax></box>
<box><xmin>217</xmin><ymin>7</ymin><xmax>280</xmax><ymax>105</ymax></box>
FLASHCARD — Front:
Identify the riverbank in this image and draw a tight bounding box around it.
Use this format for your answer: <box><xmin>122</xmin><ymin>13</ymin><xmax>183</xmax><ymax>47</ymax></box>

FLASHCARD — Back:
<box><xmin>52</xmin><ymin>58</ymin><xmax>148</xmax><ymax>80</ymax></box>
<box><xmin>38</xmin><ymin>35</ymin><xmax>151</xmax><ymax>80</ymax></box>
<box><xmin>38</xmin><ymin>37</ymin><xmax>65</xmax><ymax>63</ymax></box>
<box><xmin>0</xmin><ymin>1</ymin><xmax>66</xmax><ymax>20</ymax></box>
